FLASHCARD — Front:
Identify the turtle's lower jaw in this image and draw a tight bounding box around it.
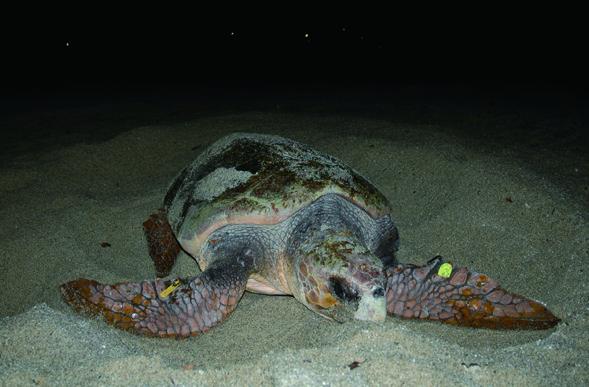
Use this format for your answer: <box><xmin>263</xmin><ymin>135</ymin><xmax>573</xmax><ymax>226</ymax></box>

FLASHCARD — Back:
<box><xmin>354</xmin><ymin>291</ymin><xmax>387</xmax><ymax>322</ymax></box>
<box><xmin>313</xmin><ymin>293</ymin><xmax>387</xmax><ymax>323</ymax></box>
<box><xmin>323</xmin><ymin>286</ymin><xmax>387</xmax><ymax>323</ymax></box>
<box><xmin>325</xmin><ymin>275</ymin><xmax>387</xmax><ymax>322</ymax></box>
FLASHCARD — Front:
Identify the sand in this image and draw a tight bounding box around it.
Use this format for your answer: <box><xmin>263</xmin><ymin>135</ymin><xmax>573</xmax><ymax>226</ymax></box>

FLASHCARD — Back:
<box><xmin>1</xmin><ymin>88</ymin><xmax>587</xmax><ymax>386</ymax></box>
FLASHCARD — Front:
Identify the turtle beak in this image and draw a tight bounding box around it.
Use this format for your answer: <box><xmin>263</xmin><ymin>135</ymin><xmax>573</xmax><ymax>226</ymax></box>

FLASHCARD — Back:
<box><xmin>329</xmin><ymin>275</ymin><xmax>387</xmax><ymax>322</ymax></box>
<box><xmin>346</xmin><ymin>259</ymin><xmax>387</xmax><ymax>322</ymax></box>
<box><xmin>354</xmin><ymin>284</ymin><xmax>387</xmax><ymax>322</ymax></box>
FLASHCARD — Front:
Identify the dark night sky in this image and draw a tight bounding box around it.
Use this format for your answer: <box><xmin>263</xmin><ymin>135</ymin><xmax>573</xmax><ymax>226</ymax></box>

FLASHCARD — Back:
<box><xmin>1</xmin><ymin>6</ymin><xmax>587</xmax><ymax>95</ymax></box>
<box><xmin>0</xmin><ymin>7</ymin><xmax>587</xmax><ymax>181</ymax></box>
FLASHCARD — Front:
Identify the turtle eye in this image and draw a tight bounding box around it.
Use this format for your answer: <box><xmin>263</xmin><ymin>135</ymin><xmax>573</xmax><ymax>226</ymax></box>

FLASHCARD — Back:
<box><xmin>329</xmin><ymin>276</ymin><xmax>359</xmax><ymax>303</ymax></box>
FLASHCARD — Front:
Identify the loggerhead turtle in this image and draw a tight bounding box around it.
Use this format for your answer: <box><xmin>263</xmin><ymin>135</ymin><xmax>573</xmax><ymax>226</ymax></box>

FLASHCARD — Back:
<box><xmin>60</xmin><ymin>133</ymin><xmax>559</xmax><ymax>338</ymax></box>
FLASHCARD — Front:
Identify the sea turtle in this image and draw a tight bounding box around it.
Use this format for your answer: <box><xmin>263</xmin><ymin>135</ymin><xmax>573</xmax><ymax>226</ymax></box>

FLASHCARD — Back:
<box><xmin>60</xmin><ymin>133</ymin><xmax>559</xmax><ymax>338</ymax></box>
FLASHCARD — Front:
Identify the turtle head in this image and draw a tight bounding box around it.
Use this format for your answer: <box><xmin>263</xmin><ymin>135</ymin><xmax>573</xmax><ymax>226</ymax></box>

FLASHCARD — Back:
<box><xmin>291</xmin><ymin>229</ymin><xmax>386</xmax><ymax>322</ymax></box>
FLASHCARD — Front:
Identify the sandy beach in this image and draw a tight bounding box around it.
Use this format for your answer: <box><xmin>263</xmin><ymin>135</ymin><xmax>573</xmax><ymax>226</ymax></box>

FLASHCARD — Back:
<box><xmin>1</xmin><ymin>88</ymin><xmax>587</xmax><ymax>386</ymax></box>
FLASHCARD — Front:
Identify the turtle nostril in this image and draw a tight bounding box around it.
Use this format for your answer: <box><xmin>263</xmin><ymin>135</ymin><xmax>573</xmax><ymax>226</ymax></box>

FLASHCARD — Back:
<box><xmin>373</xmin><ymin>287</ymin><xmax>385</xmax><ymax>297</ymax></box>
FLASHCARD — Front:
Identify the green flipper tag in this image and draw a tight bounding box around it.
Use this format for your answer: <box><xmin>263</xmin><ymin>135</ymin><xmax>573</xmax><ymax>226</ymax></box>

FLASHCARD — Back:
<box><xmin>437</xmin><ymin>262</ymin><xmax>453</xmax><ymax>278</ymax></box>
<box><xmin>159</xmin><ymin>279</ymin><xmax>181</xmax><ymax>299</ymax></box>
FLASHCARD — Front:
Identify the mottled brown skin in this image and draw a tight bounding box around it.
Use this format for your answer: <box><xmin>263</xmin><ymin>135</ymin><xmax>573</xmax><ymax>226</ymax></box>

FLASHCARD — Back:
<box><xmin>386</xmin><ymin>257</ymin><xmax>559</xmax><ymax>330</ymax></box>
<box><xmin>61</xmin><ymin>270</ymin><xmax>247</xmax><ymax>338</ymax></box>
<box><xmin>61</xmin><ymin>227</ymin><xmax>251</xmax><ymax>337</ymax></box>
<box><xmin>143</xmin><ymin>209</ymin><xmax>181</xmax><ymax>278</ymax></box>
<box><xmin>60</xmin><ymin>133</ymin><xmax>559</xmax><ymax>338</ymax></box>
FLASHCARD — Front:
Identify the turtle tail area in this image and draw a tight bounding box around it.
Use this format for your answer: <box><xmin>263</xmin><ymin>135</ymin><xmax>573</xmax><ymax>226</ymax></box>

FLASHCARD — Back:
<box><xmin>385</xmin><ymin>256</ymin><xmax>560</xmax><ymax>330</ymax></box>
<box><xmin>60</xmin><ymin>265</ymin><xmax>249</xmax><ymax>338</ymax></box>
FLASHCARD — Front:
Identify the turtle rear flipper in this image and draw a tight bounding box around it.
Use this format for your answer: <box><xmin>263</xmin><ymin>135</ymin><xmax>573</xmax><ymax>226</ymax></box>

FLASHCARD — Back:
<box><xmin>386</xmin><ymin>256</ymin><xmax>560</xmax><ymax>330</ymax></box>
<box><xmin>143</xmin><ymin>209</ymin><xmax>181</xmax><ymax>278</ymax></box>
<box><xmin>60</xmin><ymin>259</ymin><xmax>250</xmax><ymax>338</ymax></box>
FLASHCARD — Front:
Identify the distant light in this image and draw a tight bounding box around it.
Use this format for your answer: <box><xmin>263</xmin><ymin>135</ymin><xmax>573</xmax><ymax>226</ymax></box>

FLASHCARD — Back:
<box><xmin>66</xmin><ymin>41</ymin><xmax>70</xmax><ymax>47</ymax></box>
<box><xmin>304</xmin><ymin>33</ymin><xmax>309</xmax><ymax>38</ymax></box>
<box><xmin>341</xmin><ymin>27</ymin><xmax>346</xmax><ymax>32</ymax></box>
<box><xmin>230</xmin><ymin>32</ymin><xmax>235</xmax><ymax>36</ymax></box>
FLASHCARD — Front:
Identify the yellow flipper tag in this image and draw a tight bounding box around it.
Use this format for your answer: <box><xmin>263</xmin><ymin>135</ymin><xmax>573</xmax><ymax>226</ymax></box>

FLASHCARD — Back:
<box><xmin>159</xmin><ymin>279</ymin><xmax>181</xmax><ymax>299</ymax></box>
<box><xmin>437</xmin><ymin>262</ymin><xmax>453</xmax><ymax>278</ymax></box>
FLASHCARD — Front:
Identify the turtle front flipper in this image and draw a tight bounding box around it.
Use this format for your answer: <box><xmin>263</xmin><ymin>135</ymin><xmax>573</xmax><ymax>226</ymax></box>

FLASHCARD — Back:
<box><xmin>385</xmin><ymin>256</ymin><xmax>560</xmax><ymax>330</ymax></box>
<box><xmin>60</xmin><ymin>260</ymin><xmax>250</xmax><ymax>338</ymax></box>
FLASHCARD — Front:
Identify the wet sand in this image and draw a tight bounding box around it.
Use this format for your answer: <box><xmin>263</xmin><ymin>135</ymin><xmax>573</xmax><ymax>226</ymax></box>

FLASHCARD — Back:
<box><xmin>1</xmin><ymin>88</ymin><xmax>587</xmax><ymax>385</ymax></box>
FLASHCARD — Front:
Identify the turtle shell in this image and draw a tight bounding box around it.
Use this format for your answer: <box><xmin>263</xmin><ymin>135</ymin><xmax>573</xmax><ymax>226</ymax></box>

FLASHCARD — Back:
<box><xmin>164</xmin><ymin>133</ymin><xmax>392</xmax><ymax>264</ymax></box>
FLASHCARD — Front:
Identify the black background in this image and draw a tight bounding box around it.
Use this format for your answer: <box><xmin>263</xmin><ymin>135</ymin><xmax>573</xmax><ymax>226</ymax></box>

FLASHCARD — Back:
<box><xmin>2</xmin><ymin>5</ymin><xmax>587</xmax><ymax>94</ymax></box>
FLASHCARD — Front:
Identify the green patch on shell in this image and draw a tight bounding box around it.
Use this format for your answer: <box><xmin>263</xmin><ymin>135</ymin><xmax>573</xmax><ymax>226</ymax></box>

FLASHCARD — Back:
<box><xmin>229</xmin><ymin>197</ymin><xmax>268</xmax><ymax>213</ymax></box>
